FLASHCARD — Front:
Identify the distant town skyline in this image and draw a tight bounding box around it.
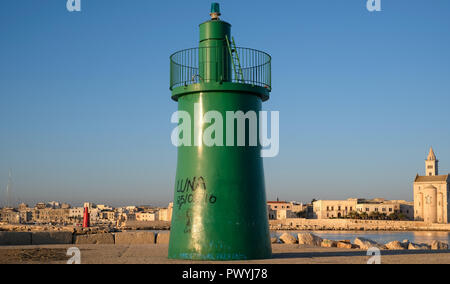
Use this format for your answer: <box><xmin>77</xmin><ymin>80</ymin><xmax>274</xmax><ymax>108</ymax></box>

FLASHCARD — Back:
<box><xmin>1</xmin><ymin>1</ymin><xmax>450</xmax><ymax>206</ymax></box>
<box><xmin>0</xmin><ymin>145</ymin><xmax>445</xmax><ymax>208</ymax></box>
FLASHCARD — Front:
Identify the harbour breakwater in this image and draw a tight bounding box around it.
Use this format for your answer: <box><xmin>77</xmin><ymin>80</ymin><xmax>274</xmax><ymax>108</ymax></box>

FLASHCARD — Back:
<box><xmin>1</xmin><ymin>230</ymin><xmax>448</xmax><ymax>253</ymax></box>
<box><xmin>2</xmin><ymin>219</ymin><xmax>450</xmax><ymax>246</ymax></box>
<box><xmin>0</xmin><ymin>221</ymin><xmax>171</xmax><ymax>234</ymax></box>
<box><xmin>270</xmin><ymin>219</ymin><xmax>450</xmax><ymax>231</ymax></box>
<box><xmin>274</xmin><ymin>232</ymin><xmax>449</xmax><ymax>251</ymax></box>
<box><xmin>0</xmin><ymin>231</ymin><xmax>170</xmax><ymax>246</ymax></box>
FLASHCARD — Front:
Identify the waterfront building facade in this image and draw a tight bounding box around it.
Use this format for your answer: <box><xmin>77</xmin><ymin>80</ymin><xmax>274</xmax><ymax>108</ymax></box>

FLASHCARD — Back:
<box><xmin>159</xmin><ymin>203</ymin><xmax>173</xmax><ymax>222</ymax></box>
<box><xmin>136</xmin><ymin>211</ymin><xmax>158</xmax><ymax>222</ymax></box>
<box><xmin>267</xmin><ymin>201</ymin><xmax>292</xmax><ymax>211</ymax></box>
<box><xmin>313</xmin><ymin>198</ymin><xmax>413</xmax><ymax>220</ymax></box>
<box><xmin>312</xmin><ymin>199</ymin><xmax>358</xmax><ymax>219</ymax></box>
<box><xmin>267</xmin><ymin>201</ymin><xmax>310</xmax><ymax>220</ymax></box>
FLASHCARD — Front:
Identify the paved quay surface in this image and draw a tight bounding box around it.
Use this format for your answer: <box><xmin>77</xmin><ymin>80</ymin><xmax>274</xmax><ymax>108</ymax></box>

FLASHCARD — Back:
<box><xmin>1</xmin><ymin>244</ymin><xmax>450</xmax><ymax>264</ymax></box>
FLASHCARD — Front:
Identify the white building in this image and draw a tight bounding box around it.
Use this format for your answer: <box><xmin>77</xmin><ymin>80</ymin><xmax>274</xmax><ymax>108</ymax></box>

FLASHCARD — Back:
<box><xmin>313</xmin><ymin>199</ymin><xmax>358</xmax><ymax>219</ymax></box>
<box><xmin>159</xmin><ymin>203</ymin><xmax>173</xmax><ymax>222</ymax></box>
<box><xmin>136</xmin><ymin>211</ymin><xmax>159</xmax><ymax>222</ymax></box>
<box><xmin>69</xmin><ymin>207</ymin><xmax>84</xmax><ymax>219</ymax></box>
<box><xmin>267</xmin><ymin>201</ymin><xmax>303</xmax><ymax>220</ymax></box>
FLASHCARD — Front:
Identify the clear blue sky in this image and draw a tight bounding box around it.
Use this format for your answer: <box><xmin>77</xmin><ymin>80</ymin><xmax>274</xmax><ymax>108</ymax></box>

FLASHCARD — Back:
<box><xmin>1</xmin><ymin>0</ymin><xmax>449</xmax><ymax>207</ymax></box>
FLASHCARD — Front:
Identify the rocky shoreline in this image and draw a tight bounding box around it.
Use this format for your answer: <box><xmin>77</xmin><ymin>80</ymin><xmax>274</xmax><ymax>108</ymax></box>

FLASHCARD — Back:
<box><xmin>269</xmin><ymin>219</ymin><xmax>450</xmax><ymax>232</ymax></box>
<box><xmin>274</xmin><ymin>232</ymin><xmax>449</xmax><ymax>251</ymax></box>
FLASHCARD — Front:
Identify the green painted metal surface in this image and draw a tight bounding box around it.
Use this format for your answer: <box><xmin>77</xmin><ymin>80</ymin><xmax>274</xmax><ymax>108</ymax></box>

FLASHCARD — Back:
<box><xmin>199</xmin><ymin>20</ymin><xmax>231</xmax><ymax>83</ymax></box>
<box><xmin>171</xmin><ymin>82</ymin><xmax>270</xmax><ymax>102</ymax></box>
<box><xmin>168</xmin><ymin>3</ymin><xmax>272</xmax><ymax>260</ymax></box>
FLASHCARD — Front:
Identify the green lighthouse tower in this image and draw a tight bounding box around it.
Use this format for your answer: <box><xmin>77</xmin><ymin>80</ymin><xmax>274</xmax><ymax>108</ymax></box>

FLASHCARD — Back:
<box><xmin>168</xmin><ymin>3</ymin><xmax>272</xmax><ymax>260</ymax></box>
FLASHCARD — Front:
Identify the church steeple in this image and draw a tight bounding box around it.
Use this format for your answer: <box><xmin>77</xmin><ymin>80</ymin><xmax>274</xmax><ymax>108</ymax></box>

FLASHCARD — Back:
<box><xmin>425</xmin><ymin>147</ymin><xmax>439</xmax><ymax>176</ymax></box>
<box><xmin>427</xmin><ymin>147</ymin><xmax>437</xmax><ymax>161</ymax></box>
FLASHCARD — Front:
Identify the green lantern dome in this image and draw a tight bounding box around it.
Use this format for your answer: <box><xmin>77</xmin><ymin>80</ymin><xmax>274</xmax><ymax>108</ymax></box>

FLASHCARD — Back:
<box><xmin>210</xmin><ymin>2</ymin><xmax>221</xmax><ymax>14</ymax></box>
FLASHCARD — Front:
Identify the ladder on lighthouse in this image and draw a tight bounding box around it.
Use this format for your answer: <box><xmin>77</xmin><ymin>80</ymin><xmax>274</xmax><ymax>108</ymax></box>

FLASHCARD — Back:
<box><xmin>225</xmin><ymin>35</ymin><xmax>245</xmax><ymax>83</ymax></box>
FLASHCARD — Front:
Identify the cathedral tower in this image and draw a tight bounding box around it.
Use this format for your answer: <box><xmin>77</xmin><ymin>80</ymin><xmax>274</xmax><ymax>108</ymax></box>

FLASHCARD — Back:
<box><xmin>425</xmin><ymin>147</ymin><xmax>439</xmax><ymax>176</ymax></box>
<box><xmin>414</xmin><ymin>147</ymin><xmax>449</xmax><ymax>223</ymax></box>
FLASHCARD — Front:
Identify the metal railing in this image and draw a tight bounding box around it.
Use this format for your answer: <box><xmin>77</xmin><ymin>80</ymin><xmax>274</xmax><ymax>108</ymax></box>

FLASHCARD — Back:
<box><xmin>170</xmin><ymin>46</ymin><xmax>271</xmax><ymax>91</ymax></box>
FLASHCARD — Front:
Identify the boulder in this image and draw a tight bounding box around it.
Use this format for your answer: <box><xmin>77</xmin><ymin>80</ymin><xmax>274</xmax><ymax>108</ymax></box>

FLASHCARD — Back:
<box><xmin>271</xmin><ymin>237</ymin><xmax>278</xmax><ymax>244</ymax></box>
<box><xmin>114</xmin><ymin>232</ymin><xmax>156</xmax><ymax>245</ymax></box>
<box><xmin>431</xmin><ymin>240</ymin><xmax>449</xmax><ymax>250</ymax></box>
<box><xmin>401</xmin><ymin>240</ymin><xmax>410</xmax><ymax>249</ymax></box>
<box><xmin>354</xmin><ymin>237</ymin><xmax>385</xmax><ymax>250</ymax></box>
<box><xmin>408</xmin><ymin>242</ymin><xmax>431</xmax><ymax>250</ymax></box>
<box><xmin>32</xmin><ymin>232</ymin><xmax>73</xmax><ymax>245</ymax></box>
<box><xmin>385</xmin><ymin>241</ymin><xmax>406</xmax><ymax>250</ymax></box>
<box><xmin>0</xmin><ymin>232</ymin><xmax>31</xmax><ymax>246</ymax></box>
<box><xmin>74</xmin><ymin>233</ymin><xmax>115</xmax><ymax>245</ymax></box>
<box><xmin>156</xmin><ymin>232</ymin><xmax>170</xmax><ymax>244</ymax></box>
<box><xmin>279</xmin><ymin>233</ymin><xmax>297</xmax><ymax>244</ymax></box>
<box><xmin>297</xmin><ymin>232</ymin><xmax>322</xmax><ymax>246</ymax></box>
<box><xmin>337</xmin><ymin>240</ymin><xmax>354</xmax><ymax>249</ymax></box>
<box><xmin>321</xmin><ymin>239</ymin><xmax>337</xmax><ymax>248</ymax></box>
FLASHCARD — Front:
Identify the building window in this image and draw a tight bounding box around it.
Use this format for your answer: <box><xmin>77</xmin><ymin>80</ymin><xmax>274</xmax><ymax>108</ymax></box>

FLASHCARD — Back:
<box><xmin>382</xmin><ymin>208</ymin><xmax>386</xmax><ymax>212</ymax></box>
<box><xmin>389</xmin><ymin>208</ymin><xmax>392</xmax><ymax>212</ymax></box>
<box><xmin>366</xmin><ymin>208</ymin><xmax>369</xmax><ymax>212</ymax></box>
<box><xmin>338</xmin><ymin>206</ymin><xmax>341</xmax><ymax>211</ymax></box>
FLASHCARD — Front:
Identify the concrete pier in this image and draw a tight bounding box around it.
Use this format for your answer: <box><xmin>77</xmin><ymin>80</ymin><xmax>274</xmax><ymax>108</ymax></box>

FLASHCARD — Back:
<box><xmin>1</xmin><ymin>244</ymin><xmax>450</xmax><ymax>264</ymax></box>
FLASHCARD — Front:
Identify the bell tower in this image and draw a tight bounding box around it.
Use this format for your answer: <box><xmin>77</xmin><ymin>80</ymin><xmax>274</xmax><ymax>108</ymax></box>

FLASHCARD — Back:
<box><xmin>425</xmin><ymin>147</ymin><xmax>439</xmax><ymax>176</ymax></box>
